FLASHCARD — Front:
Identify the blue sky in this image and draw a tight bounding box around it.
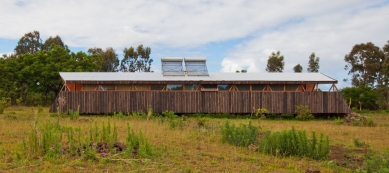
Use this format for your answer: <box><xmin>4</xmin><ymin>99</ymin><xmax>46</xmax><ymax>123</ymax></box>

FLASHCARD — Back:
<box><xmin>1</xmin><ymin>0</ymin><xmax>389</xmax><ymax>89</ymax></box>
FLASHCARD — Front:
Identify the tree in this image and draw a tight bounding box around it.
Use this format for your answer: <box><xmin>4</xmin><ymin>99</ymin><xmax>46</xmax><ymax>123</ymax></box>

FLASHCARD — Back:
<box><xmin>120</xmin><ymin>45</ymin><xmax>153</xmax><ymax>72</ymax></box>
<box><xmin>293</xmin><ymin>64</ymin><xmax>303</xmax><ymax>73</ymax></box>
<box><xmin>15</xmin><ymin>30</ymin><xmax>42</xmax><ymax>55</ymax></box>
<box><xmin>42</xmin><ymin>35</ymin><xmax>67</xmax><ymax>50</ymax></box>
<box><xmin>307</xmin><ymin>53</ymin><xmax>320</xmax><ymax>72</ymax></box>
<box><xmin>13</xmin><ymin>45</ymin><xmax>97</xmax><ymax>105</ymax></box>
<box><xmin>266</xmin><ymin>51</ymin><xmax>284</xmax><ymax>72</ymax></box>
<box><xmin>344</xmin><ymin>42</ymin><xmax>385</xmax><ymax>87</ymax></box>
<box><xmin>121</xmin><ymin>46</ymin><xmax>137</xmax><ymax>72</ymax></box>
<box><xmin>88</xmin><ymin>47</ymin><xmax>119</xmax><ymax>72</ymax></box>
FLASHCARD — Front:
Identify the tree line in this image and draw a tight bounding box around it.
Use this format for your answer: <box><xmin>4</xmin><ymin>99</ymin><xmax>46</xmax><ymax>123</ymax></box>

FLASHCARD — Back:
<box><xmin>0</xmin><ymin>31</ymin><xmax>153</xmax><ymax>106</ymax></box>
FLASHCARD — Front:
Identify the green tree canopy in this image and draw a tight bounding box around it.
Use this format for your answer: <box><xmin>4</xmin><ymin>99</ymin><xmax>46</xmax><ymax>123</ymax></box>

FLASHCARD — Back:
<box><xmin>42</xmin><ymin>35</ymin><xmax>67</xmax><ymax>50</ymax></box>
<box><xmin>266</xmin><ymin>51</ymin><xmax>284</xmax><ymax>72</ymax></box>
<box><xmin>88</xmin><ymin>47</ymin><xmax>119</xmax><ymax>72</ymax></box>
<box><xmin>344</xmin><ymin>42</ymin><xmax>385</xmax><ymax>87</ymax></box>
<box><xmin>307</xmin><ymin>53</ymin><xmax>320</xmax><ymax>72</ymax></box>
<box><xmin>293</xmin><ymin>64</ymin><xmax>303</xmax><ymax>73</ymax></box>
<box><xmin>120</xmin><ymin>45</ymin><xmax>153</xmax><ymax>72</ymax></box>
<box><xmin>15</xmin><ymin>30</ymin><xmax>42</xmax><ymax>55</ymax></box>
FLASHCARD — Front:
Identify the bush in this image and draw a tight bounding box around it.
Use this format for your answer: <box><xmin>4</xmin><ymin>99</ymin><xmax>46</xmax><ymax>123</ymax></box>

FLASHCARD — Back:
<box><xmin>69</xmin><ymin>105</ymin><xmax>80</xmax><ymax>120</ymax></box>
<box><xmin>259</xmin><ymin>127</ymin><xmax>330</xmax><ymax>160</ymax></box>
<box><xmin>295</xmin><ymin>105</ymin><xmax>314</xmax><ymax>121</ymax></box>
<box><xmin>25</xmin><ymin>92</ymin><xmax>45</xmax><ymax>106</ymax></box>
<box><xmin>221</xmin><ymin>121</ymin><xmax>259</xmax><ymax>147</ymax></box>
<box><xmin>0</xmin><ymin>97</ymin><xmax>11</xmax><ymax>114</ymax></box>
<box><xmin>255</xmin><ymin>108</ymin><xmax>269</xmax><ymax>119</ymax></box>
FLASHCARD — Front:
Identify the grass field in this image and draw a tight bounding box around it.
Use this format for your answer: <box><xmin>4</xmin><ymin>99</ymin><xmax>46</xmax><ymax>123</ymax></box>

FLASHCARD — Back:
<box><xmin>0</xmin><ymin>106</ymin><xmax>388</xmax><ymax>172</ymax></box>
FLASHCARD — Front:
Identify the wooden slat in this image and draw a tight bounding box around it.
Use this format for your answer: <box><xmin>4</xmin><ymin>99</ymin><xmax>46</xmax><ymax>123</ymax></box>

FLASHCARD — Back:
<box><xmin>49</xmin><ymin>91</ymin><xmax>351</xmax><ymax>114</ymax></box>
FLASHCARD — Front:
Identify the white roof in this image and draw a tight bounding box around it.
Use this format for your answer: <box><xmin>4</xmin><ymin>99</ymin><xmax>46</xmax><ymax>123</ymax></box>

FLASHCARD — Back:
<box><xmin>60</xmin><ymin>72</ymin><xmax>337</xmax><ymax>83</ymax></box>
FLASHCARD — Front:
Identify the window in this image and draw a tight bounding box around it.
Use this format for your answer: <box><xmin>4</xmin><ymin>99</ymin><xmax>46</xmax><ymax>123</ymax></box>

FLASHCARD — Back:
<box><xmin>235</xmin><ymin>84</ymin><xmax>250</xmax><ymax>91</ymax></box>
<box><xmin>134</xmin><ymin>85</ymin><xmax>150</xmax><ymax>91</ymax></box>
<box><xmin>285</xmin><ymin>84</ymin><xmax>300</xmax><ymax>91</ymax></box>
<box><xmin>184</xmin><ymin>84</ymin><xmax>199</xmax><ymax>91</ymax></box>
<box><xmin>167</xmin><ymin>84</ymin><xmax>183</xmax><ymax>91</ymax></box>
<box><xmin>117</xmin><ymin>85</ymin><xmax>132</xmax><ymax>91</ymax></box>
<box><xmin>100</xmin><ymin>85</ymin><xmax>115</xmax><ymax>91</ymax></box>
<box><xmin>269</xmin><ymin>84</ymin><xmax>284</xmax><ymax>91</ymax></box>
<box><xmin>151</xmin><ymin>85</ymin><xmax>166</xmax><ymax>91</ymax></box>
<box><xmin>218</xmin><ymin>84</ymin><xmax>233</xmax><ymax>91</ymax></box>
<box><xmin>201</xmin><ymin>84</ymin><xmax>218</xmax><ymax>91</ymax></box>
<box><xmin>83</xmin><ymin>84</ymin><xmax>99</xmax><ymax>91</ymax></box>
<box><xmin>252</xmin><ymin>84</ymin><xmax>267</xmax><ymax>91</ymax></box>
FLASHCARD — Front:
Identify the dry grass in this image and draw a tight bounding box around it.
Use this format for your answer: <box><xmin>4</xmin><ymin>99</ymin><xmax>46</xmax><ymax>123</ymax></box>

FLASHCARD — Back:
<box><xmin>0</xmin><ymin>106</ymin><xmax>388</xmax><ymax>172</ymax></box>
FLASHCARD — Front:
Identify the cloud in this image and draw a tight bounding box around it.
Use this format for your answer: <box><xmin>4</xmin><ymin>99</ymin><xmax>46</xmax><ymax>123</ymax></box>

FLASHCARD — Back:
<box><xmin>1</xmin><ymin>0</ymin><xmax>385</xmax><ymax>49</ymax></box>
<box><xmin>220</xmin><ymin>3</ymin><xmax>389</xmax><ymax>88</ymax></box>
<box><xmin>1</xmin><ymin>0</ymin><xmax>388</xmax><ymax>89</ymax></box>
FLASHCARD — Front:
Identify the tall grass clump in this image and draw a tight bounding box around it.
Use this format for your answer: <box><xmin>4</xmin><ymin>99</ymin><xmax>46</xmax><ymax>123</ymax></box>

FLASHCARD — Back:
<box><xmin>363</xmin><ymin>153</ymin><xmax>389</xmax><ymax>173</ymax></box>
<box><xmin>69</xmin><ymin>105</ymin><xmax>80</xmax><ymax>120</ymax></box>
<box><xmin>113</xmin><ymin>111</ymin><xmax>125</xmax><ymax>119</ymax></box>
<box><xmin>125</xmin><ymin>123</ymin><xmax>153</xmax><ymax>158</ymax></box>
<box><xmin>162</xmin><ymin>110</ymin><xmax>183</xmax><ymax>128</ymax></box>
<box><xmin>25</xmin><ymin>119</ymin><xmax>67</xmax><ymax>159</ymax></box>
<box><xmin>221</xmin><ymin>121</ymin><xmax>259</xmax><ymax>147</ymax></box>
<box><xmin>259</xmin><ymin>127</ymin><xmax>330</xmax><ymax>160</ymax></box>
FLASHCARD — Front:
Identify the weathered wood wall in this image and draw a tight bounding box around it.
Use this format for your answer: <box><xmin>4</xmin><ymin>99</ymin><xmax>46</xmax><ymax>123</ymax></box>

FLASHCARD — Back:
<box><xmin>49</xmin><ymin>91</ymin><xmax>350</xmax><ymax>114</ymax></box>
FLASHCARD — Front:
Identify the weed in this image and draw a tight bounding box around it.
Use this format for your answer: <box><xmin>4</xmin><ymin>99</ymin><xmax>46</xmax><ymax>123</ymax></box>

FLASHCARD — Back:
<box><xmin>295</xmin><ymin>105</ymin><xmax>314</xmax><ymax>121</ymax></box>
<box><xmin>363</xmin><ymin>153</ymin><xmax>389</xmax><ymax>172</ymax></box>
<box><xmin>334</xmin><ymin>117</ymin><xmax>342</xmax><ymax>125</ymax></box>
<box><xmin>255</xmin><ymin>108</ymin><xmax>269</xmax><ymax>119</ymax></box>
<box><xmin>197</xmin><ymin>117</ymin><xmax>208</xmax><ymax>127</ymax></box>
<box><xmin>221</xmin><ymin>121</ymin><xmax>259</xmax><ymax>147</ymax></box>
<box><xmin>125</xmin><ymin>123</ymin><xmax>153</xmax><ymax>158</ymax></box>
<box><xmin>113</xmin><ymin>111</ymin><xmax>125</xmax><ymax>119</ymax></box>
<box><xmin>69</xmin><ymin>105</ymin><xmax>80</xmax><ymax>120</ymax></box>
<box><xmin>0</xmin><ymin>97</ymin><xmax>11</xmax><ymax>114</ymax></box>
<box><xmin>353</xmin><ymin>138</ymin><xmax>369</xmax><ymax>148</ymax></box>
<box><xmin>259</xmin><ymin>127</ymin><xmax>330</xmax><ymax>160</ymax></box>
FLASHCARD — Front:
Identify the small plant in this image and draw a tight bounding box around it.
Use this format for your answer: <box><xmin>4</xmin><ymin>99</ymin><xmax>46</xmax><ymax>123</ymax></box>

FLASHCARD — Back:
<box><xmin>197</xmin><ymin>117</ymin><xmax>208</xmax><ymax>127</ymax></box>
<box><xmin>147</xmin><ymin>105</ymin><xmax>153</xmax><ymax>121</ymax></box>
<box><xmin>334</xmin><ymin>117</ymin><xmax>342</xmax><ymax>125</ymax></box>
<box><xmin>221</xmin><ymin>121</ymin><xmax>259</xmax><ymax>147</ymax></box>
<box><xmin>0</xmin><ymin>97</ymin><xmax>11</xmax><ymax>114</ymax></box>
<box><xmin>69</xmin><ymin>105</ymin><xmax>80</xmax><ymax>120</ymax></box>
<box><xmin>16</xmin><ymin>97</ymin><xmax>23</xmax><ymax>106</ymax></box>
<box><xmin>295</xmin><ymin>105</ymin><xmax>314</xmax><ymax>121</ymax></box>
<box><xmin>255</xmin><ymin>108</ymin><xmax>269</xmax><ymax>119</ymax></box>
<box><xmin>37</xmin><ymin>105</ymin><xmax>43</xmax><ymax>113</ymax></box>
<box><xmin>113</xmin><ymin>111</ymin><xmax>125</xmax><ymax>119</ymax></box>
<box><xmin>353</xmin><ymin>138</ymin><xmax>369</xmax><ymax>148</ymax></box>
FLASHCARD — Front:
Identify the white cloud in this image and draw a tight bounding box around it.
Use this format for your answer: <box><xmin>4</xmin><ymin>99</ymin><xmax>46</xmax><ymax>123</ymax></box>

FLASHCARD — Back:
<box><xmin>220</xmin><ymin>3</ymin><xmax>389</xmax><ymax>88</ymax></box>
<box><xmin>1</xmin><ymin>0</ymin><xmax>388</xmax><ymax>89</ymax></box>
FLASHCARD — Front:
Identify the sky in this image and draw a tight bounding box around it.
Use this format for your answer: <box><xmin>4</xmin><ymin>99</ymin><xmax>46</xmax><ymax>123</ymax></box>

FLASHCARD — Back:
<box><xmin>1</xmin><ymin>0</ymin><xmax>389</xmax><ymax>89</ymax></box>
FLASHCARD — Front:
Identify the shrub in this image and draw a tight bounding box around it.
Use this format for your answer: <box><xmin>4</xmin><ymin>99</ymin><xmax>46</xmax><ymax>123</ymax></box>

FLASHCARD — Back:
<box><xmin>363</xmin><ymin>153</ymin><xmax>389</xmax><ymax>173</ymax></box>
<box><xmin>113</xmin><ymin>111</ymin><xmax>125</xmax><ymax>119</ymax></box>
<box><xmin>0</xmin><ymin>97</ymin><xmax>11</xmax><ymax>114</ymax></box>
<box><xmin>16</xmin><ymin>97</ymin><xmax>23</xmax><ymax>106</ymax></box>
<box><xmin>221</xmin><ymin>121</ymin><xmax>259</xmax><ymax>147</ymax></box>
<box><xmin>259</xmin><ymin>127</ymin><xmax>330</xmax><ymax>160</ymax></box>
<box><xmin>353</xmin><ymin>138</ymin><xmax>369</xmax><ymax>148</ymax></box>
<box><xmin>334</xmin><ymin>117</ymin><xmax>342</xmax><ymax>125</ymax></box>
<box><xmin>25</xmin><ymin>92</ymin><xmax>45</xmax><ymax>106</ymax></box>
<box><xmin>162</xmin><ymin>110</ymin><xmax>183</xmax><ymax>128</ymax></box>
<box><xmin>295</xmin><ymin>105</ymin><xmax>314</xmax><ymax>121</ymax></box>
<box><xmin>281</xmin><ymin>114</ymin><xmax>295</xmax><ymax>119</ymax></box>
<box><xmin>255</xmin><ymin>108</ymin><xmax>269</xmax><ymax>119</ymax></box>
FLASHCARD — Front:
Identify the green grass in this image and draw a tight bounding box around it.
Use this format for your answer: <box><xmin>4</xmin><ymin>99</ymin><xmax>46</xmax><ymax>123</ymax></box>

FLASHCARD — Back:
<box><xmin>0</xmin><ymin>106</ymin><xmax>389</xmax><ymax>172</ymax></box>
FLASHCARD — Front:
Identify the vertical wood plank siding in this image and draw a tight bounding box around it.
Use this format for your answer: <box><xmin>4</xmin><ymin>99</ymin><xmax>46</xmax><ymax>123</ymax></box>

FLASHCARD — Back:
<box><xmin>50</xmin><ymin>91</ymin><xmax>350</xmax><ymax>114</ymax></box>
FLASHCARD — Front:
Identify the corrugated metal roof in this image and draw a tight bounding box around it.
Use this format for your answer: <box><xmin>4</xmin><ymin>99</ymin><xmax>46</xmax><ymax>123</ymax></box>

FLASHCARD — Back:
<box><xmin>59</xmin><ymin>72</ymin><xmax>337</xmax><ymax>83</ymax></box>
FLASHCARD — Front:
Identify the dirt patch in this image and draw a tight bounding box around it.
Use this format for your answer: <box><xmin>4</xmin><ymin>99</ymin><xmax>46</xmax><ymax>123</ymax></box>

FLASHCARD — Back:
<box><xmin>3</xmin><ymin>115</ymin><xmax>17</xmax><ymax>120</ymax></box>
<box><xmin>329</xmin><ymin>145</ymin><xmax>366</xmax><ymax>170</ymax></box>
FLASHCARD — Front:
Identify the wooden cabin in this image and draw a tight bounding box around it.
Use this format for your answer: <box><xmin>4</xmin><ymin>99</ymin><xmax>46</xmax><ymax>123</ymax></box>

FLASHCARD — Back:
<box><xmin>50</xmin><ymin>57</ymin><xmax>350</xmax><ymax>114</ymax></box>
